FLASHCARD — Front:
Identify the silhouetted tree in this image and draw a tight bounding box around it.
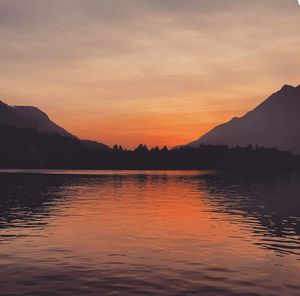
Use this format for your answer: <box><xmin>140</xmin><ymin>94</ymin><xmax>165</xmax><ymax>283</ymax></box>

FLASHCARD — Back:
<box><xmin>150</xmin><ymin>146</ymin><xmax>160</xmax><ymax>153</ymax></box>
<box><xmin>161</xmin><ymin>146</ymin><xmax>168</xmax><ymax>152</ymax></box>
<box><xmin>0</xmin><ymin>124</ymin><xmax>298</xmax><ymax>170</ymax></box>
<box><xmin>135</xmin><ymin>144</ymin><xmax>149</xmax><ymax>153</ymax></box>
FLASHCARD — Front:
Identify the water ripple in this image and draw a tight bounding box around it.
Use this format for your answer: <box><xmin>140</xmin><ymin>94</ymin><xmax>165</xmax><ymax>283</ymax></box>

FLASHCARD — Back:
<box><xmin>0</xmin><ymin>171</ymin><xmax>300</xmax><ymax>295</ymax></box>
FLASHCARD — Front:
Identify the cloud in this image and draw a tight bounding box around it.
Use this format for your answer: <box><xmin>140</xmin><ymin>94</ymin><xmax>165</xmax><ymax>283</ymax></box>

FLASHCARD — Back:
<box><xmin>1</xmin><ymin>0</ymin><xmax>300</xmax><ymax>147</ymax></box>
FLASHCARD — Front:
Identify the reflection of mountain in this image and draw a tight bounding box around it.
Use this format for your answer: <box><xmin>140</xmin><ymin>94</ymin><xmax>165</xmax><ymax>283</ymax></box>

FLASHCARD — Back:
<box><xmin>1</xmin><ymin>171</ymin><xmax>300</xmax><ymax>257</ymax></box>
<box><xmin>199</xmin><ymin>172</ymin><xmax>300</xmax><ymax>255</ymax></box>
<box><xmin>0</xmin><ymin>174</ymin><xmax>73</xmax><ymax>233</ymax></box>
<box><xmin>188</xmin><ymin>85</ymin><xmax>300</xmax><ymax>154</ymax></box>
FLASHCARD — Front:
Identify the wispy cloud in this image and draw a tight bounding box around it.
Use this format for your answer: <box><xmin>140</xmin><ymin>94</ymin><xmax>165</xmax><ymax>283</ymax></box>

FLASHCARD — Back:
<box><xmin>1</xmin><ymin>0</ymin><xmax>300</xmax><ymax>147</ymax></box>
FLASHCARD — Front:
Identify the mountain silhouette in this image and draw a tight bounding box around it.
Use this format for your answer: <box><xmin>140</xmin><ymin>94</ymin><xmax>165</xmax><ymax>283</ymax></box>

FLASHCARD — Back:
<box><xmin>187</xmin><ymin>84</ymin><xmax>300</xmax><ymax>154</ymax></box>
<box><xmin>0</xmin><ymin>100</ymin><xmax>110</xmax><ymax>150</ymax></box>
<box><xmin>0</xmin><ymin>100</ymin><xmax>75</xmax><ymax>137</ymax></box>
<box><xmin>80</xmin><ymin>140</ymin><xmax>111</xmax><ymax>151</ymax></box>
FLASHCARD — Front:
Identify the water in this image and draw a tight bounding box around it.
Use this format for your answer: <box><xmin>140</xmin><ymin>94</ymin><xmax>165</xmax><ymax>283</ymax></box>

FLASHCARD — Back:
<box><xmin>0</xmin><ymin>170</ymin><xmax>300</xmax><ymax>296</ymax></box>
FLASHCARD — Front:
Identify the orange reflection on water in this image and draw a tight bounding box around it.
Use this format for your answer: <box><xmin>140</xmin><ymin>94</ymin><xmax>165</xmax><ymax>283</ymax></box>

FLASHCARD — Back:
<box><xmin>1</xmin><ymin>171</ymin><xmax>300</xmax><ymax>296</ymax></box>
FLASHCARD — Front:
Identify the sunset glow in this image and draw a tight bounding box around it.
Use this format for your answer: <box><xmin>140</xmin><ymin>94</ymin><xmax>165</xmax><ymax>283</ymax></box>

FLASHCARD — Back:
<box><xmin>1</xmin><ymin>0</ymin><xmax>300</xmax><ymax>148</ymax></box>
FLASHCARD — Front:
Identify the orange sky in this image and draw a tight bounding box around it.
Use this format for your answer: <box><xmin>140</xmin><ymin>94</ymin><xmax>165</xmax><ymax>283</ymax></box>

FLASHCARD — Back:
<box><xmin>1</xmin><ymin>0</ymin><xmax>300</xmax><ymax>148</ymax></box>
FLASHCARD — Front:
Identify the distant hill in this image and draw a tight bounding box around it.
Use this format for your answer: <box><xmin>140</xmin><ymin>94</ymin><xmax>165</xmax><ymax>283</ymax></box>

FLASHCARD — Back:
<box><xmin>0</xmin><ymin>100</ymin><xmax>74</xmax><ymax>137</ymax></box>
<box><xmin>187</xmin><ymin>85</ymin><xmax>300</xmax><ymax>155</ymax></box>
<box><xmin>0</xmin><ymin>100</ymin><xmax>110</xmax><ymax>151</ymax></box>
<box><xmin>80</xmin><ymin>140</ymin><xmax>111</xmax><ymax>151</ymax></box>
<box><xmin>0</xmin><ymin>126</ymin><xmax>296</xmax><ymax>169</ymax></box>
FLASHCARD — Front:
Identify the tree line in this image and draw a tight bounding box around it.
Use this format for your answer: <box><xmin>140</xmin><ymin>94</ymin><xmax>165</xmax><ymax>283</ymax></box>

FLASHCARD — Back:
<box><xmin>0</xmin><ymin>124</ymin><xmax>299</xmax><ymax>170</ymax></box>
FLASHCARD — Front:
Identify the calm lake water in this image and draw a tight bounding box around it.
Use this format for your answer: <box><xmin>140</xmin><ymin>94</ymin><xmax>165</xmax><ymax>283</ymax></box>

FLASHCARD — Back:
<box><xmin>0</xmin><ymin>170</ymin><xmax>300</xmax><ymax>296</ymax></box>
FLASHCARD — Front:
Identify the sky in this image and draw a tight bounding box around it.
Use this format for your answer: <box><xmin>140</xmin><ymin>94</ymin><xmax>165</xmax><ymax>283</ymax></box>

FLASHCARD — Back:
<box><xmin>1</xmin><ymin>0</ymin><xmax>300</xmax><ymax>148</ymax></box>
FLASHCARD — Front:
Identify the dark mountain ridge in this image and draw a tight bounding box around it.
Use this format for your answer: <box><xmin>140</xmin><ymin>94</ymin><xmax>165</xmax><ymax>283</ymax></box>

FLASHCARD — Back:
<box><xmin>0</xmin><ymin>100</ymin><xmax>110</xmax><ymax>151</ymax></box>
<box><xmin>187</xmin><ymin>84</ymin><xmax>300</xmax><ymax>154</ymax></box>
<box><xmin>0</xmin><ymin>100</ymin><xmax>74</xmax><ymax>137</ymax></box>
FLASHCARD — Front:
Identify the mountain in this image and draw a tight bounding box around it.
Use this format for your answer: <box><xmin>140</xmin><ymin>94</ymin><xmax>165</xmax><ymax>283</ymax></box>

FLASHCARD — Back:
<box><xmin>0</xmin><ymin>100</ymin><xmax>74</xmax><ymax>137</ymax></box>
<box><xmin>187</xmin><ymin>84</ymin><xmax>300</xmax><ymax>154</ymax></box>
<box><xmin>80</xmin><ymin>140</ymin><xmax>110</xmax><ymax>151</ymax></box>
<box><xmin>0</xmin><ymin>100</ymin><xmax>110</xmax><ymax>150</ymax></box>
